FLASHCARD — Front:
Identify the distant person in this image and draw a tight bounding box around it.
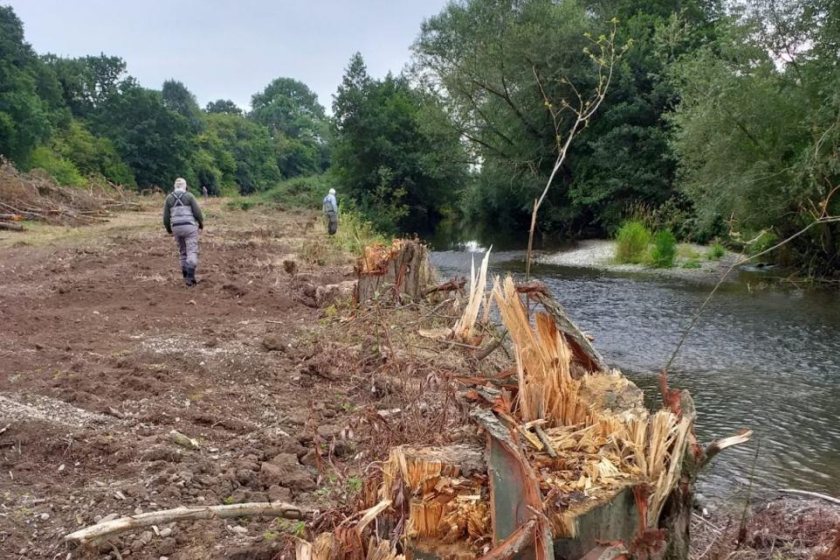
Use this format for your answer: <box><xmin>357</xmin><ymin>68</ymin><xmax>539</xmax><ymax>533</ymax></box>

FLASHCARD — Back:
<box><xmin>202</xmin><ymin>185</ymin><xmax>209</xmax><ymax>199</ymax></box>
<box><xmin>163</xmin><ymin>178</ymin><xmax>204</xmax><ymax>286</ymax></box>
<box><xmin>322</xmin><ymin>188</ymin><xmax>338</xmax><ymax>236</ymax></box>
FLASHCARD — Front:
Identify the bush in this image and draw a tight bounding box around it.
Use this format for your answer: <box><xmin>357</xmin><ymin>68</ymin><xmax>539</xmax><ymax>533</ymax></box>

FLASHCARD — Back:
<box><xmin>747</xmin><ymin>231</ymin><xmax>778</xmax><ymax>257</ymax></box>
<box><xmin>615</xmin><ymin>220</ymin><xmax>652</xmax><ymax>264</ymax></box>
<box><xmin>707</xmin><ymin>242</ymin><xmax>725</xmax><ymax>260</ymax></box>
<box><xmin>333</xmin><ymin>210</ymin><xmax>387</xmax><ymax>257</ymax></box>
<box><xmin>259</xmin><ymin>174</ymin><xmax>330</xmax><ymax>209</ymax></box>
<box><xmin>28</xmin><ymin>147</ymin><xmax>85</xmax><ymax>187</ymax></box>
<box><xmin>650</xmin><ymin>230</ymin><xmax>677</xmax><ymax>268</ymax></box>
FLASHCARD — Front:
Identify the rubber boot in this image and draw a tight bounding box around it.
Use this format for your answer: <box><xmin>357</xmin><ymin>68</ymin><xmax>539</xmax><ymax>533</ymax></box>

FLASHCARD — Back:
<box><xmin>185</xmin><ymin>266</ymin><xmax>197</xmax><ymax>287</ymax></box>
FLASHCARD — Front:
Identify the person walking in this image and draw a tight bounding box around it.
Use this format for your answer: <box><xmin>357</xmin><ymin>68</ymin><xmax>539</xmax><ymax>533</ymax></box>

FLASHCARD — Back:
<box><xmin>202</xmin><ymin>185</ymin><xmax>209</xmax><ymax>199</ymax></box>
<box><xmin>322</xmin><ymin>188</ymin><xmax>338</xmax><ymax>236</ymax></box>
<box><xmin>163</xmin><ymin>177</ymin><xmax>204</xmax><ymax>286</ymax></box>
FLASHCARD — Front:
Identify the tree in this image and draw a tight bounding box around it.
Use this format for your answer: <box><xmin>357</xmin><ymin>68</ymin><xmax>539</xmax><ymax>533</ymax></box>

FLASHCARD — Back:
<box><xmin>205</xmin><ymin>99</ymin><xmax>242</xmax><ymax>115</ymax></box>
<box><xmin>414</xmin><ymin>0</ymin><xmax>720</xmax><ymax>242</ymax></box>
<box><xmin>669</xmin><ymin>2</ymin><xmax>840</xmax><ymax>274</ymax></box>
<box><xmin>251</xmin><ymin>77</ymin><xmax>329</xmax><ymax>177</ymax></box>
<box><xmin>332</xmin><ymin>54</ymin><xmax>468</xmax><ymax>232</ymax></box>
<box><xmin>0</xmin><ymin>6</ymin><xmax>50</xmax><ymax>165</ymax></box>
<box><xmin>43</xmin><ymin>54</ymin><xmax>128</xmax><ymax>117</ymax></box>
<box><xmin>162</xmin><ymin>79</ymin><xmax>203</xmax><ymax>131</ymax></box>
<box><xmin>202</xmin><ymin>113</ymin><xmax>280</xmax><ymax>194</ymax></box>
<box><xmin>95</xmin><ymin>82</ymin><xmax>192</xmax><ymax>188</ymax></box>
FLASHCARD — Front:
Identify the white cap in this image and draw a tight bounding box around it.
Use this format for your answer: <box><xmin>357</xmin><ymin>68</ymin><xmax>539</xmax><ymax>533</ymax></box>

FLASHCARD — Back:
<box><xmin>174</xmin><ymin>178</ymin><xmax>187</xmax><ymax>191</ymax></box>
<box><xmin>329</xmin><ymin>188</ymin><xmax>336</xmax><ymax>195</ymax></box>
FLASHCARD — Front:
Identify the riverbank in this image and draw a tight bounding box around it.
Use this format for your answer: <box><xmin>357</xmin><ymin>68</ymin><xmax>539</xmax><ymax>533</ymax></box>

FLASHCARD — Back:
<box><xmin>2</xmin><ymin>200</ymin><xmax>837</xmax><ymax>559</ymax></box>
<box><xmin>538</xmin><ymin>239</ymin><xmax>743</xmax><ymax>283</ymax></box>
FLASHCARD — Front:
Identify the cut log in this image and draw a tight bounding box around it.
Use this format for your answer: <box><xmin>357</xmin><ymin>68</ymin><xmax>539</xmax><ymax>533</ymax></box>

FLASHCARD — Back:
<box><xmin>0</xmin><ymin>221</ymin><xmax>24</xmax><ymax>231</ymax></box>
<box><xmin>65</xmin><ymin>502</ymin><xmax>314</xmax><ymax>546</ymax></box>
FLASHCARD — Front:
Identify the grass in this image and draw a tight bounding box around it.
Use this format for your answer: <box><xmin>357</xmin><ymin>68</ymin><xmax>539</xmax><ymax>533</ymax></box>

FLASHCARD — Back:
<box><xmin>650</xmin><ymin>230</ymin><xmax>677</xmax><ymax>268</ymax></box>
<box><xmin>708</xmin><ymin>242</ymin><xmax>726</xmax><ymax>260</ymax></box>
<box><xmin>682</xmin><ymin>259</ymin><xmax>701</xmax><ymax>269</ymax></box>
<box><xmin>615</xmin><ymin>220</ymin><xmax>652</xmax><ymax>264</ymax></box>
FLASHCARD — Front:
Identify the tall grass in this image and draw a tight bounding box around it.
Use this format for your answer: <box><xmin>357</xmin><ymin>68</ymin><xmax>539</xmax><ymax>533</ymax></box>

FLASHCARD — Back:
<box><xmin>650</xmin><ymin>230</ymin><xmax>677</xmax><ymax>268</ymax></box>
<box><xmin>333</xmin><ymin>210</ymin><xmax>387</xmax><ymax>256</ymax></box>
<box><xmin>615</xmin><ymin>220</ymin><xmax>652</xmax><ymax>264</ymax></box>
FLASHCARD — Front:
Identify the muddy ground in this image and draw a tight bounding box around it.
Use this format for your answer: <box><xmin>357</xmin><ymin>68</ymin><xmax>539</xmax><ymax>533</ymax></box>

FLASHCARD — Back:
<box><xmin>0</xmin><ymin>200</ymin><xmax>402</xmax><ymax>559</ymax></box>
<box><xmin>1</xmin><ymin>200</ymin><xmax>837</xmax><ymax>560</ymax></box>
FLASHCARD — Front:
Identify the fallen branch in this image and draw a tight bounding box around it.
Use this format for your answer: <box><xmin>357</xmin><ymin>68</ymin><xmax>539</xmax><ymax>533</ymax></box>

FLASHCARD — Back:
<box><xmin>65</xmin><ymin>502</ymin><xmax>315</xmax><ymax>546</ymax></box>
<box><xmin>0</xmin><ymin>221</ymin><xmax>24</xmax><ymax>231</ymax></box>
<box><xmin>422</xmin><ymin>277</ymin><xmax>466</xmax><ymax>296</ymax></box>
<box><xmin>777</xmin><ymin>488</ymin><xmax>840</xmax><ymax>506</ymax></box>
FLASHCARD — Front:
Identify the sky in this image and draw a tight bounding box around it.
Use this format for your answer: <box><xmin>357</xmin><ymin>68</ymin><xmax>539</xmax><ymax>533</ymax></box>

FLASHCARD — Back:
<box><xmin>4</xmin><ymin>0</ymin><xmax>450</xmax><ymax>112</ymax></box>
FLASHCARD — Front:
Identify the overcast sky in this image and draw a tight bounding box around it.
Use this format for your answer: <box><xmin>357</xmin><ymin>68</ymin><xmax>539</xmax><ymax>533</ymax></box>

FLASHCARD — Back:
<box><xmin>4</xmin><ymin>0</ymin><xmax>449</xmax><ymax>112</ymax></box>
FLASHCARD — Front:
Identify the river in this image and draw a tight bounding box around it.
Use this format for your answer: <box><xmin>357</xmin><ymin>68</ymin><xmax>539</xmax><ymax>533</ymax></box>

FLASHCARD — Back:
<box><xmin>430</xmin><ymin>245</ymin><xmax>840</xmax><ymax>505</ymax></box>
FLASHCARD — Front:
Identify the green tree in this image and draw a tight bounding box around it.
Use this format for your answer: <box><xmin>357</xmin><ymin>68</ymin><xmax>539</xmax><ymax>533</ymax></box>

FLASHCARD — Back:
<box><xmin>251</xmin><ymin>77</ymin><xmax>329</xmax><ymax>177</ymax></box>
<box><xmin>205</xmin><ymin>99</ymin><xmax>242</xmax><ymax>115</ymax></box>
<box><xmin>670</xmin><ymin>3</ymin><xmax>840</xmax><ymax>274</ymax></box>
<box><xmin>94</xmin><ymin>81</ymin><xmax>192</xmax><ymax>188</ymax></box>
<box><xmin>162</xmin><ymin>79</ymin><xmax>203</xmax><ymax>131</ymax></box>
<box><xmin>332</xmin><ymin>53</ymin><xmax>468</xmax><ymax>232</ymax></box>
<box><xmin>0</xmin><ymin>6</ymin><xmax>50</xmax><ymax>165</ymax></box>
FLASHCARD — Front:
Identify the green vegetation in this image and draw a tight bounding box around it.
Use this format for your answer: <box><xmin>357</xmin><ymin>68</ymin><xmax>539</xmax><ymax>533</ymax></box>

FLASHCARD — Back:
<box><xmin>4</xmin><ymin>1</ymin><xmax>840</xmax><ymax>276</ymax></box>
<box><xmin>615</xmin><ymin>221</ymin><xmax>652</xmax><ymax>264</ymax></box>
<box><xmin>650</xmin><ymin>230</ymin><xmax>677</xmax><ymax>268</ymax></box>
<box><xmin>682</xmin><ymin>259</ymin><xmax>702</xmax><ymax>269</ymax></box>
<box><xmin>708</xmin><ymin>242</ymin><xmax>726</xmax><ymax>260</ymax></box>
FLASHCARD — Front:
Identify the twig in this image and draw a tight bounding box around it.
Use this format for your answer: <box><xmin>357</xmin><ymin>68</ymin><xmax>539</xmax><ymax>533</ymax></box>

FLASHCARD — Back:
<box><xmin>664</xmin><ymin>215</ymin><xmax>840</xmax><ymax>372</ymax></box>
<box><xmin>777</xmin><ymin>488</ymin><xmax>840</xmax><ymax>506</ymax></box>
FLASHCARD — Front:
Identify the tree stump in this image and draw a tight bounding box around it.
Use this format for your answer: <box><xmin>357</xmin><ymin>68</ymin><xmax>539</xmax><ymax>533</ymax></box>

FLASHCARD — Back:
<box><xmin>355</xmin><ymin>239</ymin><xmax>435</xmax><ymax>305</ymax></box>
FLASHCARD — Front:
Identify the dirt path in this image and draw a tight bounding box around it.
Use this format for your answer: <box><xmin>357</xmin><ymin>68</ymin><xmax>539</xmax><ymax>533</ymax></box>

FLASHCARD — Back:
<box><xmin>0</xmin><ymin>200</ymin><xmax>362</xmax><ymax>559</ymax></box>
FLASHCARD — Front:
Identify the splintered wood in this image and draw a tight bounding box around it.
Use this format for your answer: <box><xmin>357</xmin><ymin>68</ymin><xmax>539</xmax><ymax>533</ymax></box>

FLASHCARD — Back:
<box><xmin>356</xmin><ymin>240</ymin><xmax>435</xmax><ymax>305</ymax></box>
<box><xmin>299</xmin><ymin>274</ymin><xmax>704</xmax><ymax>559</ymax></box>
<box><xmin>380</xmin><ymin>445</ymin><xmax>490</xmax><ymax>551</ymax></box>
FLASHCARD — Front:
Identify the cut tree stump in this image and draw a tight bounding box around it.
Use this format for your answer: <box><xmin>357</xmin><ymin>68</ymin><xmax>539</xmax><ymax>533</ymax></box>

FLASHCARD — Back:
<box><xmin>356</xmin><ymin>240</ymin><xmax>435</xmax><ymax>305</ymax></box>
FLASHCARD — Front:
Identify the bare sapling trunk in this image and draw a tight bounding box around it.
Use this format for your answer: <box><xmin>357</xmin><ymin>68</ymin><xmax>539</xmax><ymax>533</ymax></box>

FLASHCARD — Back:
<box><xmin>525</xmin><ymin>21</ymin><xmax>627</xmax><ymax>278</ymax></box>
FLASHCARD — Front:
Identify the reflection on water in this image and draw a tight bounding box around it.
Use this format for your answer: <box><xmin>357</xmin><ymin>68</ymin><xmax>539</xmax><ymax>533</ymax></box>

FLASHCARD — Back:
<box><xmin>432</xmin><ymin>250</ymin><xmax>840</xmax><ymax>502</ymax></box>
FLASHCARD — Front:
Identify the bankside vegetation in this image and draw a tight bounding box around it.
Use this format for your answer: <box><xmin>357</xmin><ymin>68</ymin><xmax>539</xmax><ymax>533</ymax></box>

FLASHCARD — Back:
<box><xmin>3</xmin><ymin>1</ymin><xmax>840</xmax><ymax>275</ymax></box>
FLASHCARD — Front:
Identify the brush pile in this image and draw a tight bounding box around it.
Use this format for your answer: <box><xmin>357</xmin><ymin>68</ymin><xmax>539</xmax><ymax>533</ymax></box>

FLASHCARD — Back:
<box><xmin>299</xmin><ymin>271</ymin><xmax>751</xmax><ymax>559</ymax></box>
<box><xmin>0</xmin><ymin>159</ymin><xmax>137</xmax><ymax>229</ymax></box>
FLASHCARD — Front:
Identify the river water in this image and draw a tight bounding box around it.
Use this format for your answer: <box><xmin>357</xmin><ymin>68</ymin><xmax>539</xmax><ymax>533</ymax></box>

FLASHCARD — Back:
<box><xmin>430</xmin><ymin>246</ymin><xmax>840</xmax><ymax>504</ymax></box>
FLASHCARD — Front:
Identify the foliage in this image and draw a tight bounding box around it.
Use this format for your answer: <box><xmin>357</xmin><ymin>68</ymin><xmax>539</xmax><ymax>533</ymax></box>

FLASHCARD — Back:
<box><xmin>669</xmin><ymin>4</ymin><xmax>840</xmax><ymax>274</ymax></box>
<box><xmin>414</xmin><ymin>0</ymin><xmax>717</xmax><ymax>236</ymax></box>
<box><xmin>28</xmin><ymin>146</ymin><xmax>84</xmax><ymax>187</ymax></box>
<box><xmin>708</xmin><ymin>242</ymin><xmax>725</xmax><ymax>260</ymax></box>
<box><xmin>205</xmin><ymin>99</ymin><xmax>242</xmax><ymax>115</ymax></box>
<box><xmin>332</xmin><ymin>209</ymin><xmax>387</xmax><ymax>257</ymax></box>
<box><xmin>682</xmin><ymin>259</ymin><xmax>701</xmax><ymax>269</ymax></box>
<box><xmin>250</xmin><ymin>77</ymin><xmax>330</xmax><ymax>178</ymax></box>
<box><xmin>332</xmin><ymin>53</ymin><xmax>467</xmax><ymax>232</ymax></box>
<box><xmin>650</xmin><ymin>230</ymin><xmax>677</xmax><ymax>268</ymax></box>
<box><xmin>614</xmin><ymin>220</ymin><xmax>651</xmax><ymax>264</ymax></box>
<box><xmin>258</xmin><ymin>174</ymin><xmax>331</xmax><ymax>209</ymax></box>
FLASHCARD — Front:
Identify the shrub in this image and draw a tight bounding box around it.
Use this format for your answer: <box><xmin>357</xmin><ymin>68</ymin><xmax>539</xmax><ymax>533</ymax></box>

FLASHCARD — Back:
<box><xmin>29</xmin><ymin>147</ymin><xmax>85</xmax><ymax>187</ymax></box>
<box><xmin>650</xmin><ymin>230</ymin><xmax>677</xmax><ymax>268</ymax></box>
<box><xmin>707</xmin><ymin>242</ymin><xmax>725</xmax><ymax>260</ymax></box>
<box><xmin>615</xmin><ymin>220</ymin><xmax>652</xmax><ymax>264</ymax></box>
<box><xmin>747</xmin><ymin>231</ymin><xmax>778</xmax><ymax>257</ymax></box>
<box><xmin>333</xmin><ymin>210</ymin><xmax>387</xmax><ymax>257</ymax></box>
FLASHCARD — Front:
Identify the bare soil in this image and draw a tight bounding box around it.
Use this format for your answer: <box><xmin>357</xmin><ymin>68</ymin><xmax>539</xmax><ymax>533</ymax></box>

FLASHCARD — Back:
<box><xmin>0</xmin><ymin>200</ymin><xmax>376</xmax><ymax>559</ymax></box>
<box><xmin>1</xmin><ymin>200</ymin><xmax>836</xmax><ymax>560</ymax></box>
